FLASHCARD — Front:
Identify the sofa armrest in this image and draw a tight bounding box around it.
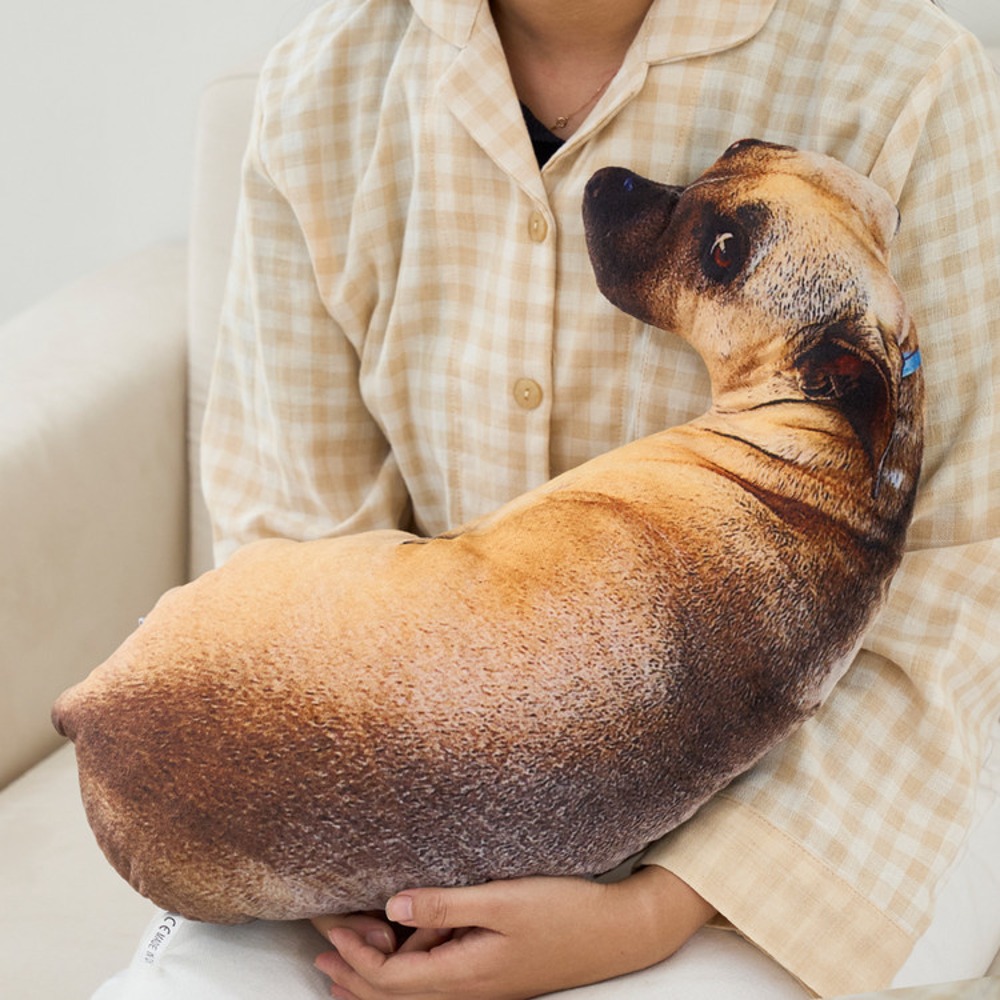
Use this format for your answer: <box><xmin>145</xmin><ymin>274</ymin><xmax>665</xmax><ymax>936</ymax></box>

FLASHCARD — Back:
<box><xmin>0</xmin><ymin>244</ymin><xmax>190</xmax><ymax>787</ymax></box>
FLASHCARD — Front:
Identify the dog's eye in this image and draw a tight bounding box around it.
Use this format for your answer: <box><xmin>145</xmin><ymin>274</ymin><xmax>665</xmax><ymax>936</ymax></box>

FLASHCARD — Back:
<box><xmin>701</xmin><ymin>221</ymin><xmax>748</xmax><ymax>284</ymax></box>
<box><xmin>711</xmin><ymin>232</ymin><xmax>736</xmax><ymax>269</ymax></box>
<box><xmin>698</xmin><ymin>204</ymin><xmax>765</xmax><ymax>285</ymax></box>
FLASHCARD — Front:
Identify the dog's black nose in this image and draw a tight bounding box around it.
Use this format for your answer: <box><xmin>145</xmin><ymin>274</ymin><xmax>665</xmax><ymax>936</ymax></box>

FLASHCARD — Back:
<box><xmin>585</xmin><ymin>167</ymin><xmax>684</xmax><ymax>210</ymax></box>
<box><xmin>585</xmin><ymin>166</ymin><xmax>638</xmax><ymax>202</ymax></box>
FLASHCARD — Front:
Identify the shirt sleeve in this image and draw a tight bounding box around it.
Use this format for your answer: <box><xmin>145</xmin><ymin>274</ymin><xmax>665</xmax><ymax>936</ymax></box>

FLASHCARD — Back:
<box><xmin>200</xmin><ymin>78</ymin><xmax>412</xmax><ymax>566</ymax></box>
<box><xmin>640</xmin><ymin>34</ymin><xmax>1000</xmax><ymax>997</ymax></box>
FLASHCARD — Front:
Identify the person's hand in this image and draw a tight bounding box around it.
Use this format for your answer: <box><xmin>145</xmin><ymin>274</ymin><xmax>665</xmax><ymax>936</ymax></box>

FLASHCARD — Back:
<box><xmin>312</xmin><ymin>866</ymin><xmax>714</xmax><ymax>999</ymax></box>
<box><xmin>311</xmin><ymin>911</ymin><xmax>400</xmax><ymax>958</ymax></box>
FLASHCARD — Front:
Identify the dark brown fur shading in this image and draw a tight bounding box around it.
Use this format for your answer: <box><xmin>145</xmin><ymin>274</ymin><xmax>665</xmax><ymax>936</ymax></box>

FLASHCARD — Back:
<box><xmin>52</xmin><ymin>141</ymin><xmax>923</xmax><ymax>923</ymax></box>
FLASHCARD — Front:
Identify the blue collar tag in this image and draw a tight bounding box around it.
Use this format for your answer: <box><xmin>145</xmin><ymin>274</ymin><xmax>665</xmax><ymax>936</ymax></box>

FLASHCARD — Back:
<box><xmin>901</xmin><ymin>349</ymin><xmax>922</xmax><ymax>378</ymax></box>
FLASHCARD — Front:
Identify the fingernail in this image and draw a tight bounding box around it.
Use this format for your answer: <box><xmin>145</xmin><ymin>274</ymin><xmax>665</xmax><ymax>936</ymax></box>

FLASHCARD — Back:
<box><xmin>364</xmin><ymin>927</ymin><xmax>395</xmax><ymax>954</ymax></box>
<box><xmin>386</xmin><ymin>894</ymin><xmax>413</xmax><ymax>922</ymax></box>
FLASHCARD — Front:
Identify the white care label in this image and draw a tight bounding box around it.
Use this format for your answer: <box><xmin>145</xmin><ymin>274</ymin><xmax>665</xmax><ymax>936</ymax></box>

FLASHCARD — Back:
<box><xmin>142</xmin><ymin>912</ymin><xmax>183</xmax><ymax>966</ymax></box>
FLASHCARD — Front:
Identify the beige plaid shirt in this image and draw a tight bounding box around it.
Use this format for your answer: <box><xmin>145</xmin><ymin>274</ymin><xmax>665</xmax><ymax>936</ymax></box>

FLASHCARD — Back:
<box><xmin>201</xmin><ymin>0</ymin><xmax>1000</xmax><ymax>994</ymax></box>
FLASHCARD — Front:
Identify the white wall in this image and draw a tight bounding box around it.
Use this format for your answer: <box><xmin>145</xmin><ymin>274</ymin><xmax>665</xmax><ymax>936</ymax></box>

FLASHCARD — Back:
<box><xmin>0</xmin><ymin>0</ymin><xmax>320</xmax><ymax>324</ymax></box>
<box><xmin>942</xmin><ymin>0</ymin><xmax>999</xmax><ymax>43</ymax></box>
<box><xmin>0</xmin><ymin>0</ymin><xmax>996</xmax><ymax>325</ymax></box>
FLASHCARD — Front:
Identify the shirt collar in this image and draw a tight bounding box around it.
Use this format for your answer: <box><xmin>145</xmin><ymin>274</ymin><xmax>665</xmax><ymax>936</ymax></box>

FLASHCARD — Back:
<box><xmin>636</xmin><ymin>0</ymin><xmax>777</xmax><ymax>65</ymax></box>
<box><xmin>408</xmin><ymin>0</ymin><xmax>479</xmax><ymax>48</ymax></box>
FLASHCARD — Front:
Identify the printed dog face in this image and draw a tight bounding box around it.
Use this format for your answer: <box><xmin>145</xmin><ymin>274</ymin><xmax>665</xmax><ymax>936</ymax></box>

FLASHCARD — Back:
<box><xmin>584</xmin><ymin>140</ymin><xmax>911</xmax><ymax>484</ymax></box>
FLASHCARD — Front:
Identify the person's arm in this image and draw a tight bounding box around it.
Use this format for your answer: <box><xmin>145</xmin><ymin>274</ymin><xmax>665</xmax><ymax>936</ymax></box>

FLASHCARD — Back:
<box><xmin>313</xmin><ymin>867</ymin><xmax>714</xmax><ymax>1000</ymax></box>
<box><xmin>640</xmin><ymin>32</ymin><xmax>1000</xmax><ymax>996</ymax></box>
<box><xmin>201</xmin><ymin>75</ymin><xmax>410</xmax><ymax>565</ymax></box>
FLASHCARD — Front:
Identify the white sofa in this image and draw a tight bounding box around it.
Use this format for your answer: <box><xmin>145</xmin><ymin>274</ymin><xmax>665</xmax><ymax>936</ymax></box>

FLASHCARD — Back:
<box><xmin>0</xmin><ymin>66</ymin><xmax>256</xmax><ymax>998</ymax></box>
<box><xmin>2</xmin><ymin>53</ymin><xmax>999</xmax><ymax>999</ymax></box>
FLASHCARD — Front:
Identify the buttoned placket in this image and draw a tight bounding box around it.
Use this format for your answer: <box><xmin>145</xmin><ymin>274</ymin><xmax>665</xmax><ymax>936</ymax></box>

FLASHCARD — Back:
<box><xmin>435</xmin><ymin>8</ymin><xmax>559</xmax><ymax>501</ymax></box>
<box><xmin>518</xmin><ymin>205</ymin><xmax>553</xmax><ymax>421</ymax></box>
<box><xmin>422</xmin><ymin>0</ymin><xmax>775</xmax><ymax>512</ymax></box>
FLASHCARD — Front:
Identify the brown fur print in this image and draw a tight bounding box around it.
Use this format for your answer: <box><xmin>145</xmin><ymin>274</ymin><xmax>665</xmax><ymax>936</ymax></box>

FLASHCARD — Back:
<box><xmin>53</xmin><ymin>140</ymin><xmax>923</xmax><ymax>923</ymax></box>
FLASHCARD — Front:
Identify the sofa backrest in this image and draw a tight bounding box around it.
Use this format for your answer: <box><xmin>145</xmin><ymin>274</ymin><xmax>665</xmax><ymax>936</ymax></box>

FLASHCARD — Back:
<box><xmin>187</xmin><ymin>67</ymin><xmax>259</xmax><ymax>578</ymax></box>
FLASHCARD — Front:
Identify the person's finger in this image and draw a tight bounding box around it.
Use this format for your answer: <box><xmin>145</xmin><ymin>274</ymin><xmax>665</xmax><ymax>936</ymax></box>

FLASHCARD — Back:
<box><xmin>324</xmin><ymin>925</ymin><xmax>486</xmax><ymax>998</ymax></box>
<box><xmin>312</xmin><ymin>912</ymin><xmax>397</xmax><ymax>955</ymax></box>
<box><xmin>386</xmin><ymin>881</ymin><xmax>512</xmax><ymax>931</ymax></box>
<box><xmin>396</xmin><ymin>925</ymin><xmax>454</xmax><ymax>954</ymax></box>
<box><xmin>324</xmin><ymin>926</ymin><xmax>430</xmax><ymax>995</ymax></box>
<box><xmin>314</xmin><ymin>944</ymin><xmax>368</xmax><ymax>999</ymax></box>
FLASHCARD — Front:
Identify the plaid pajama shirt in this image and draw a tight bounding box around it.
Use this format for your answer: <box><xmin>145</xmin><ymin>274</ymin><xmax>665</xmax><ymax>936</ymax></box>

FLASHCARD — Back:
<box><xmin>201</xmin><ymin>0</ymin><xmax>1000</xmax><ymax>993</ymax></box>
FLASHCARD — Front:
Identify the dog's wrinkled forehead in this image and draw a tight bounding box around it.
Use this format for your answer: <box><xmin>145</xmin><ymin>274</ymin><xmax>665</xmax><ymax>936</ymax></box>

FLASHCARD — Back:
<box><xmin>700</xmin><ymin>139</ymin><xmax>900</xmax><ymax>254</ymax></box>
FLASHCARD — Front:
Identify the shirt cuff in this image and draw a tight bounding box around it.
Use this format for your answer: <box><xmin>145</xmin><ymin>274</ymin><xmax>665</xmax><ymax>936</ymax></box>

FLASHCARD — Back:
<box><xmin>640</xmin><ymin>794</ymin><xmax>914</xmax><ymax>997</ymax></box>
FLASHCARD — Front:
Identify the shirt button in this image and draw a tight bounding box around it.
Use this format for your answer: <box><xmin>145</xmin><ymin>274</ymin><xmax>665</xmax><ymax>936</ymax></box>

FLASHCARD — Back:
<box><xmin>527</xmin><ymin>210</ymin><xmax>549</xmax><ymax>243</ymax></box>
<box><xmin>513</xmin><ymin>378</ymin><xmax>543</xmax><ymax>410</ymax></box>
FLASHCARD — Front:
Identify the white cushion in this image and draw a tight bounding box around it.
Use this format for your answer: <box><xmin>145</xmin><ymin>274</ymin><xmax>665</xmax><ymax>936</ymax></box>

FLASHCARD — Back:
<box><xmin>92</xmin><ymin>913</ymin><xmax>809</xmax><ymax>1000</ymax></box>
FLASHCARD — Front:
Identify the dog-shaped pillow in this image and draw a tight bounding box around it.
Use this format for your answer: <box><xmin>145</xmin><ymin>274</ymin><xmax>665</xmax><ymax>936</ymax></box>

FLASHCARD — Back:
<box><xmin>53</xmin><ymin>140</ymin><xmax>923</xmax><ymax>923</ymax></box>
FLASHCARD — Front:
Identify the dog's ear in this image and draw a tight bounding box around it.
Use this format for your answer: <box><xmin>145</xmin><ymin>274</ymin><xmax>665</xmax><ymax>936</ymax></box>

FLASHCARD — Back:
<box><xmin>795</xmin><ymin>322</ymin><xmax>897</xmax><ymax>495</ymax></box>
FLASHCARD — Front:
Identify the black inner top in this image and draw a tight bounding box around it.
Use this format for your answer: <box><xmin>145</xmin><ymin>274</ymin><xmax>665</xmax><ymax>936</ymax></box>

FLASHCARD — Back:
<box><xmin>521</xmin><ymin>103</ymin><xmax>565</xmax><ymax>167</ymax></box>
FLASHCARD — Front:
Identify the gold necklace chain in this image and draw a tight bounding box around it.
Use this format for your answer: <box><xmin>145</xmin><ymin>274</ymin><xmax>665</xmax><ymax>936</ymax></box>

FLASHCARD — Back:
<box><xmin>549</xmin><ymin>69</ymin><xmax>618</xmax><ymax>131</ymax></box>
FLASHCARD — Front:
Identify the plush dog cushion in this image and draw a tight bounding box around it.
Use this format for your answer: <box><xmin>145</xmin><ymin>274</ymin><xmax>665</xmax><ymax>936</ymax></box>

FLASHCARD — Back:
<box><xmin>54</xmin><ymin>141</ymin><xmax>924</xmax><ymax>925</ymax></box>
<box><xmin>91</xmin><ymin>723</ymin><xmax>1000</xmax><ymax>998</ymax></box>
